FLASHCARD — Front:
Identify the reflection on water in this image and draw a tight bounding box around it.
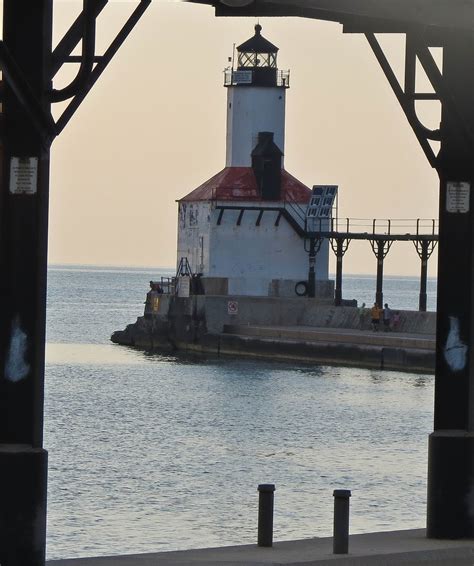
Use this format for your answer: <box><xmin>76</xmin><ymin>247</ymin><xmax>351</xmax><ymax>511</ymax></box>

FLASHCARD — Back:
<box><xmin>46</xmin><ymin>343</ymin><xmax>148</xmax><ymax>365</ymax></box>
<box><xmin>44</xmin><ymin>347</ymin><xmax>434</xmax><ymax>560</ymax></box>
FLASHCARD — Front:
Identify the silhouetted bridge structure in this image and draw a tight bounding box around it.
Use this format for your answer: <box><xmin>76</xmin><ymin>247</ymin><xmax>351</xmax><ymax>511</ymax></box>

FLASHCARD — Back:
<box><xmin>3</xmin><ymin>1</ymin><xmax>474</xmax><ymax>562</ymax></box>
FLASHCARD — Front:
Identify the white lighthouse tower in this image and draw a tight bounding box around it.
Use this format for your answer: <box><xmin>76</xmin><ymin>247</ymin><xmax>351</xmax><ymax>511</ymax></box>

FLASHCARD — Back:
<box><xmin>225</xmin><ymin>24</ymin><xmax>286</xmax><ymax>168</ymax></box>
<box><xmin>176</xmin><ymin>25</ymin><xmax>331</xmax><ymax>298</ymax></box>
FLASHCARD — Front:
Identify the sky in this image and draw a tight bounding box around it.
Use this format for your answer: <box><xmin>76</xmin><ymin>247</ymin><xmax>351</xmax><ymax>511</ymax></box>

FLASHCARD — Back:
<box><xmin>48</xmin><ymin>0</ymin><xmax>440</xmax><ymax>275</ymax></box>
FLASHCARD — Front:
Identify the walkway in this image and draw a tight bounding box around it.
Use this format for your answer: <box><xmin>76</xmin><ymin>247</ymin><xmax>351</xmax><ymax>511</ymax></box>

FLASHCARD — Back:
<box><xmin>48</xmin><ymin>529</ymin><xmax>474</xmax><ymax>565</ymax></box>
<box><xmin>222</xmin><ymin>324</ymin><xmax>435</xmax><ymax>351</ymax></box>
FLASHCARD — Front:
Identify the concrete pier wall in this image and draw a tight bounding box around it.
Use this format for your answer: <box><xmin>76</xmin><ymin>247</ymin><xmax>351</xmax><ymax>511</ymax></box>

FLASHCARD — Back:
<box><xmin>111</xmin><ymin>296</ymin><xmax>436</xmax><ymax>373</ymax></box>
<box><xmin>153</xmin><ymin>295</ymin><xmax>436</xmax><ymax>335</ymax></box>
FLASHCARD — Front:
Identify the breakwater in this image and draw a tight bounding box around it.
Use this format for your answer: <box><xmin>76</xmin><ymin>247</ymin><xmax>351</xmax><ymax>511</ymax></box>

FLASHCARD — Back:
<box><xmin>111</xmin><ymin>296</ymin><xmax>436</xmax><ymax>373</ymax></box>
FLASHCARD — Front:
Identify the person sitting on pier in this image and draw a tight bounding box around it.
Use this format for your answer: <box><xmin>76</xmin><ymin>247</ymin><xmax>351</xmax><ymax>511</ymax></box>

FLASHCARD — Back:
<box><xmin>371</xmin><ymin>303</ymin><xmax>381</xmax><ymax>331</ymax></box>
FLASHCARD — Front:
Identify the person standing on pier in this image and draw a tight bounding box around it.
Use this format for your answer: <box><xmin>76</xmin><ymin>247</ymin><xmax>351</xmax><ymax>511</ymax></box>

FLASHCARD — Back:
<box><xmin>383</xmin><ymin>303</ymin><xmax>392</xmax><ymax>331</ymax></box>
<box><xmin>371</xmin><ymin>303</ymin><xmax>381</xmax><ymax>331</ymax></box>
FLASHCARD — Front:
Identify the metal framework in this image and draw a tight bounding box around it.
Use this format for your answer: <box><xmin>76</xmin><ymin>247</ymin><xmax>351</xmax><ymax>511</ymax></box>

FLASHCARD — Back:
<box><xmin>0</xmin><ymin>2</ymin><xmax>150</xmax><ymax>564</ymax></box>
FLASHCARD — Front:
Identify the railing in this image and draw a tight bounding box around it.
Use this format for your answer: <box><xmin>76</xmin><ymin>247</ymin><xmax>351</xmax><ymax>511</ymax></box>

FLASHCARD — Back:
<box><xmin>307</xmin><ymin>217</ymin><xmax>439</xmax><ymax>236</ymax></box>
<box><xmin>158</xmin><ymin>276</ymin><xmax>175</xmax><ymax>295</ymax></box>
<box><xmin>223</xmin><ymin>68</ymin><xmax>290</xmax><ymax>87</ymax></box>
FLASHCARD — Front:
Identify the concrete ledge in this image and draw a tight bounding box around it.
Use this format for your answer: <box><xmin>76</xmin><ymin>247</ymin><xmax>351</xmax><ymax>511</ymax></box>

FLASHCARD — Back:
<box><xmin>223</xmin><ymin>325</ymin><xmax>435</xmax><ymax>351</ymax></box>
<box><xmin>47</xmin><ymin>529</ymin><xmax>474</xmax><ymax>565</ymax></box>
<box><xmin>212</xmin><ymin>334</ymin><xmax>434</xmax><ymax>373</ymax></box>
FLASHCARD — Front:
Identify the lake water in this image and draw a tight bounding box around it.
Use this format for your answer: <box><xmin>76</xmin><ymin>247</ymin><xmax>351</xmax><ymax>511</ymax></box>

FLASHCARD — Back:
<box><xmin>44</xmin><ymin>266</ymin><xmax>436</xmax><ymax>560</ymax></box>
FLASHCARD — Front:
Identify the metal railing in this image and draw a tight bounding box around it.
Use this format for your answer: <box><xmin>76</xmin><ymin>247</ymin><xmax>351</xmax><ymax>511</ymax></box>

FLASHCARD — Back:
<box><xmin>223</xmin><ymin>68</ymin><xmax>290</xmax><ymax>87</ymax></box>
<box><xmin>307</xmin><ymin>217</ymin><xmax>439</xmax><ymax>236</ymax></box>
<box><xmin>157</xmin><ymin>276</ymin><xmax>175</xmax><ymax>295</ymax></box>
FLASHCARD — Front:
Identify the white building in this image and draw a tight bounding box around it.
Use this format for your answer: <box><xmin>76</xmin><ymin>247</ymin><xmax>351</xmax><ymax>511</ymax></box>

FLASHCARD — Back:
<box><xmin>177</xmin><ymin>25</ymin><xmax>330</xmax><ymax>297</ymax></box>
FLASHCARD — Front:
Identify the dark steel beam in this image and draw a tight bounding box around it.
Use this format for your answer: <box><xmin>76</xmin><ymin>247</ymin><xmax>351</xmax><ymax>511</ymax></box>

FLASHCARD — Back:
<box><xmin>0</xmin><ymin>42</ymin><xmax>56</xmax><ymax>145</ymax></box>
<box><xmin>365</xmin><ymin>32</ymin><xmax>439</xmax><ymax>168</ymax></box>
<box><xmin>187</xmin><ymin>0</ymin><xmax>474</xmax><ymax>33</ymax></box>
<box><xmin>51</xmin><ymin>0</ymin><xmax>99</xmax><ymax>103</ymax></box>
<box><xmin>0</xmin><ymin>1</ymin><xmax>53</xmax><ymax>564</ymax></box>
<box><xmin>55</xmin><ymin>0</ymin><xmax>152</xmax><ymax>135</ymax></box>
<box><xmin>51</xmin><ymin>0</ymin><xmax>108</xmax><ymax>77</ymax></box>
<box><xmin>427</xmin><ymin>32</ymin><xmax>474</xmax><ymax>538</ymax></box>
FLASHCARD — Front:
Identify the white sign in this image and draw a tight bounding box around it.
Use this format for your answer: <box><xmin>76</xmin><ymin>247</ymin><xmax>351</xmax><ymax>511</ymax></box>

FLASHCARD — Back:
<box><xmin>446</xmin><ymin>181</ymin><xmax>470</xmax><ymax>213</ymax></box>
<box><xmin>227</xmin><ymin>300</ymin><xmax>238</xmax><ymax>315</ymax></box>
<box><xmin>9</xmin><ymin>157</ymin><xmax>38</xmax><ymax>195</ymax></box>
<box><xmin>177</xmin><ymin>276</ymin><xmax>190</xmax><ymax>298</ymax></box>
<box><xmin>233</xmin><ymin>70</ymin><xmax>252</xmax><ymax>84</ymax></box>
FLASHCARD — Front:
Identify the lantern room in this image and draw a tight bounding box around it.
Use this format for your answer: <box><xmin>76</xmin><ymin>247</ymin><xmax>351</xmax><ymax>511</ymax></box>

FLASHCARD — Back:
<box><xmin>225</xmin><ymin>24</ymin><xmax>290</xmax><ymax>88</ymax></box>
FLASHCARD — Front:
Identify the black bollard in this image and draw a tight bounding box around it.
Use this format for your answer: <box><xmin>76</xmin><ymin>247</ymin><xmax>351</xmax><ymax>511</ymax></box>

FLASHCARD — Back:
<box><xmin>257</xmin><ymin>484</ymin><xmax>275</xmax><ymax>547</ymax></box>
<box><xmin>333</xmin><ymin>489</ymin><xmax>351</xmax><ymax>554</ymax></box>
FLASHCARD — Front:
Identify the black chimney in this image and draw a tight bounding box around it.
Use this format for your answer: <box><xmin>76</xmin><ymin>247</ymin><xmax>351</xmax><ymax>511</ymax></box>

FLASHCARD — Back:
<box><xmin>251</xmin><ymin>132</ymin><xmax>283</xmax><ymax>200</ymax></box>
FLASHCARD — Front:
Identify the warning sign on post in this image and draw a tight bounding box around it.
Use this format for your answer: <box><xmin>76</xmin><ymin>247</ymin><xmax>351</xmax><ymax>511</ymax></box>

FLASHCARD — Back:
<box><xmin>9</xmin><ymin>157</ymin><xmax>38</xmax><ymax>195</ymax></box>
<box><xmin>446</xmin><ymin>181</ymin><xmax>470</xmax><ymax>213</ymax></box>
<box><xmin>227</xmin><ymin>300</ymin><xmax>238</xmax><ymax>315</ymax></box>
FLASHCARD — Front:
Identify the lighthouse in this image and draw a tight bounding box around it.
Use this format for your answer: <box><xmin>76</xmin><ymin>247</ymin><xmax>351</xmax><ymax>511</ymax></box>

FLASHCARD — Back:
<box><xmin>176</xmin><ymin>25</ymin><xmax>331</xmax><ymax>298</ymax></box>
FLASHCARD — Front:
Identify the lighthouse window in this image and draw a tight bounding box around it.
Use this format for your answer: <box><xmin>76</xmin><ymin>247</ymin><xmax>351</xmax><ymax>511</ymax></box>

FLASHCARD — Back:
<box><xmin>238</xmin><ymin>51</ymin><xmax>277</xmax><ymax>68</ymax></box>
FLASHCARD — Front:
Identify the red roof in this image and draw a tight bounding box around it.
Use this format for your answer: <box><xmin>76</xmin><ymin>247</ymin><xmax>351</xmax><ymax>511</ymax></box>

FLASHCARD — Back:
<box><xmin>178</xmin><ymin>167</ymin><xmax>311</xmax><ymax>204</ymax></box>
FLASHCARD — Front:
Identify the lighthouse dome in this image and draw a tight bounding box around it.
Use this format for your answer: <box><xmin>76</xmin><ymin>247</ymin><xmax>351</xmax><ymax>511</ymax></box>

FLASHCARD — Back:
<box><xmin>237</xmin><ymin>24</ymin><xmax>278</xmax><ymax>61</ymax></box>
<box><xmin>231</xmin><ymin>25</ymin><xmax>287</xmax><ymax>88</ymax></box>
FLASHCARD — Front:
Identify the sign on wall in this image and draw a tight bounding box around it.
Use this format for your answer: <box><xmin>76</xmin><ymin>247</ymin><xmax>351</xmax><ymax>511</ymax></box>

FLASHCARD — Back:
<box><xmin>446</xmin><ymin>181</ymin><xmax>470</xmax><ymax>213</ymax></box>
<box><xmin>227</xmin><ymin>300</ymin><xmax>238</xmax><ymax>315</ymax></box>
<box><xmin>9</xmin><ymin>157</ymin><xmax>38</xmax><ymax>195</ymax></box>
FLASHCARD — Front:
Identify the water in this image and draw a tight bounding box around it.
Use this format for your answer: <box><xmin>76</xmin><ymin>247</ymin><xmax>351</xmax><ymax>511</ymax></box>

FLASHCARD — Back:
<box><xmin>341</xmin><ymin>274</ymin><xmax>437</xmax><ymax>312</ymax></box>
<box><xmin>44</xmin><ymin>266</ymin><xmax>435</xmax><ymax>560</ymax></box>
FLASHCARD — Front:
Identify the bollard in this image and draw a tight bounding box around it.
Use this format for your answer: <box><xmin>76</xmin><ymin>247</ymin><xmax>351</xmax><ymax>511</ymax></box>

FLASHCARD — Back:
<box><xmin>333</xmin><ymin>489</ymin><xmax>351</xmax><ymax>554</ymax></box>
<box><xmin>257</xmin><ymin>483</ymin><xmax>275</xmax><ymax>547</ymax></box>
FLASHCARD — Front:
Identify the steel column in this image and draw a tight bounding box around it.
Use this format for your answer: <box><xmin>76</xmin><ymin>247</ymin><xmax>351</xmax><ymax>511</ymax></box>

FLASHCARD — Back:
<box><xmin>331</xmin><ymin>237</ymin><xmax>350</xmax><ymax>307</ymax></box>
<box><xmin>0</xmin><ymin>2</ymin><xmax>52</xmax><ymax>564</ymax></box>
<box><xmin>427</xmin><ymin>33</ymin><xmax>474</xmax><ymax>539</ymax></box>
<box><xmin>335</xmin><ymin>248</ymin><xmax>343</xmax><ymax>306</ymax></box>
<box><xmin>375</xmin><ymin>245</ymin><xmax>383</xmax><ymax>307</ymax></box>
<box><xmin>375</xmin><ymin>240</ymin><xmax>385</xmax><ymax>307</ymax></box>
<box><xmin>308</xmin><ymin>237</ymin><xmax>316</xmax><ymax>298</ymax></box>
<box><xmin>418</xmin><ymin>242</ymin><xmax>428</xmax><ymax>312</ymax></box>
<box><xmin>419</xmin><ymin>241</ymin><xmax>429</xmax><ymax>312</ymax></box>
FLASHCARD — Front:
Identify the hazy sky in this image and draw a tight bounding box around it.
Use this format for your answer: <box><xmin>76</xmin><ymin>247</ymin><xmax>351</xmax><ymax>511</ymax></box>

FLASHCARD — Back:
<box><xmin>49</xmin><ymin>1</ymin><xmax>440</xmax><ymax>275</ymax></box>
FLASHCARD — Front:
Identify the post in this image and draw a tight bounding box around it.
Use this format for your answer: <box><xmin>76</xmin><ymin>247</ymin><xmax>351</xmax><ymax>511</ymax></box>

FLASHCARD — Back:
<box><xmin>427</xmin><ymin>33</ymin><xmax>474</xmax><ymax>538</ymax></box>
<box><xmin>419</xmin><ymin>240</ymin><xmax>429</xmax><ymax>312</ymax></box>
<box><xmin>333</xmin><ymin>489</ymin><xmax>351</xmax><ymax>554</ymax></box>
<box><xmin>375</xmin><ymin>240</ymin><xmax>385</xmax><ymax>307</ymax></box>
<box><xmin>257</xmin><ymin>483</ymin><xmax>275</xmax><ymax>547</ymax></box>
<box><xmin>308</xmin><ymin>237</ymin><xmax>316</xmax><ymax>298</ymax></box>
<box><xmin>0</xmin><ymin>2</ymin><xmax>52</xmax><ymax>564</ymax></box>
<box><xmin>334</xmin><ymin>238</ymin><xmax>343</xmax><ymax>306</ymax></box>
